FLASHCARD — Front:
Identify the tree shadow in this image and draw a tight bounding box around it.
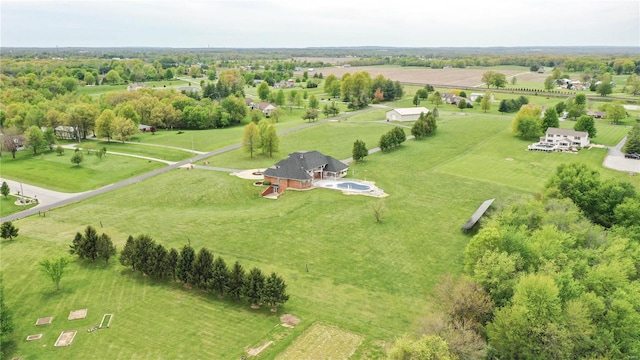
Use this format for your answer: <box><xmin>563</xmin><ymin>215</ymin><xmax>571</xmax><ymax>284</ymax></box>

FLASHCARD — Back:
<box><xmin>40</xmin><ymin>286</ymin><xmax>74</xmax><ymax>301</ymax></box>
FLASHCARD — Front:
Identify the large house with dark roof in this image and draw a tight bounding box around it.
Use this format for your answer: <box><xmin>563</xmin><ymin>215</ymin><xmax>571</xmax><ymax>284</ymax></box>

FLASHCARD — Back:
<box><xmin>262</xmin><ymin>151</ymin><xmax>348</xmax><ymax>196</ymax></box>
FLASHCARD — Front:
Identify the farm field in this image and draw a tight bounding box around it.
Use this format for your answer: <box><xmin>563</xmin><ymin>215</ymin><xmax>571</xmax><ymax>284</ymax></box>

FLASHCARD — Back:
<box><xmin>2</xmin><ymin>110</ymin><xmax>638</xmax><ymax>359</ymax></box>
<box><xmin>314</xmin><ymin>65</ymin><xmax>531</xmax><ymax>87</ymax></box>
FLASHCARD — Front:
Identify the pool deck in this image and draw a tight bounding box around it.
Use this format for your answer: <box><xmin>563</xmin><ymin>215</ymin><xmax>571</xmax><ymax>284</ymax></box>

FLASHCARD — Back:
<box><xmin>315</xmin><ymin>179</ymin><xmax>388</xmax><ymax>197</ymax></box>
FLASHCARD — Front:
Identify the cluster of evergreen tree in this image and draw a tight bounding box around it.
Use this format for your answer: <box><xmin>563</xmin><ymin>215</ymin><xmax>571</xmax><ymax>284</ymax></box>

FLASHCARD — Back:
<box><xmin>119</xmin><ymin>235</ymin><xmax>289</xmax><ymax>310</ymax></box>
<box><xmin>69</xmin><ymin>225</ymin><xmax>117</xmax><ymax>264</ymax></box>
<box><xmin>378</xmin><ymin>127</ymin><xmax>407</xmax><ymax>151</ymax></box>
<box><xmin>410</xmin><ymin>112</ymin><xmax>437</xmax><ymax>139</ymax></box>
<box><xmin>498</xmin><ymin>95</ymin><xmax>529</xmax><ymax>113</ymax></box>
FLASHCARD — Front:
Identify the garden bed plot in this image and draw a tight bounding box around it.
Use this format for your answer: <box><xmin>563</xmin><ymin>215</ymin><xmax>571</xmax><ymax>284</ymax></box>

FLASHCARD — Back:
<box><xmin>35</xmin><ymin>317</ymin><xmax>53</xmax><ymax>326</ymax></box>
<box><xmin>68</xmin><ymin>309</ymin><xmax>87</xmax><ymax>320</ymax></box>
<box><xmin>99</xmin><ymin>313</ymin><xmax>114</xmax><ymax>328</ymax></box>
<box><xmin>54</xmin><ymin>330</ymin><xmax>77</xmax><ymax>347</ymax></box>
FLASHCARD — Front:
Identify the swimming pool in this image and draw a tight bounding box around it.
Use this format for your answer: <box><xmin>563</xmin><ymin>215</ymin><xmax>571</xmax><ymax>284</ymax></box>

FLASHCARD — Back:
<box><xmin>336</xmin><ymin>182</ymin><xmax>371</xmax><ymax>191</ymax></box>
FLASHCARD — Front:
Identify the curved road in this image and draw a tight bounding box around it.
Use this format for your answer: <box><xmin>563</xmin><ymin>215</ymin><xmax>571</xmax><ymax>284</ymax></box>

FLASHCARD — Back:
<box><xmin>1</xmin><ymin>106</ymin><xmax>383</xmax><ymax>222</ymax></box>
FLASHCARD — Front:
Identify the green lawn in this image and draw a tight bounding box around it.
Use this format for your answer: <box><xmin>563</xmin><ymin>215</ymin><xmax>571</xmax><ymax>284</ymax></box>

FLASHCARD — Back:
<box><xmin>0</xmin><ymin>150</ymin><xmax>163</xmax><ymax>192</ymax></box>
<box><xmin>204</xmin><ymin>120</ymin><xmax>395</xmax><ymax>169</ymax></box>
<box><xmin>84</xmin><ymin>141</ymin><xmax>193</xmax><ymax>162</ymax></box>
<box><xmin>0</xmin><ymin>195</ymin><xmax>36</xmax><ymax>217</ymax></box>
<box><xmin>2</xmin><ymin>113</ymin><xmax>639</xmax><ymax>359</ymax></box>
<box><xmin>77</xmin><ymin>79</ymin><xmax>192</xmax><ymax>98</ymax></box>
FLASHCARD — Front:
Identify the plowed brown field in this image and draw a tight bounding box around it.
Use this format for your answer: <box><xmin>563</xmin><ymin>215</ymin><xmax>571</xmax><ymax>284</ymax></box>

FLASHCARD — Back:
<box><xmin>301</xmin><ymin>66</ymin><xmax>547</xmax><ymax>87</ymax></box>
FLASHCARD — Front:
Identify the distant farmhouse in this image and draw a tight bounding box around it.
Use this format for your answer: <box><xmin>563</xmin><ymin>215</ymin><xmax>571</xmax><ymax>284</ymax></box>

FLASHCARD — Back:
<box><xmin>127</xmin><ymin>83</ymin><xmax>148</xmax><ymax>91</ymax></box>
<box><xmin>441</xmin><ymin>93</ymin><xmax>472</xmax><ymax>107</ymax></box>
<box><xmin>54</xmin><ymin>126</ymin><xmax>78</xmax><ymax>140</ymax></box>
<box><xmin>385</xmin><ymin>107</ymin><xmax>429</xmax><ymax>122</ymax></box>
<box><xmin>251</xmin><ymin>102</ymin><xmax>277</xmax><ymax>117</ymax></box>
<box><xmin>262</xmin><ymin>151</ymin><xmax>348</xmax><ymax>197</ymax></box>
<box><xmin>529</xmin><ymin>127</ymin><xmax>590</xmax><ymax>152</ymax></box>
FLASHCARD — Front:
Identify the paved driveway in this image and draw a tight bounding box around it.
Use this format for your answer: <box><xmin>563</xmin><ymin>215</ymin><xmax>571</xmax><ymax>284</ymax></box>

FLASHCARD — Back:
<box><xmin>0</xmin><ymin>178</ymin><xmax>81</xmax><ymax>207</ymax></box>
<box><xmin>603</xmin><ymin>136</ymin><xmax>640</xmax><ymax>173</ymax></box>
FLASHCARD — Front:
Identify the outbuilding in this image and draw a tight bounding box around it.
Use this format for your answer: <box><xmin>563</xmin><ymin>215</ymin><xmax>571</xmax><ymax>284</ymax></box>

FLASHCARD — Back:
<box><xmin>385</xmin><ymin>107</ymin><xmax>430</xmax><ymax>122</ymax></box>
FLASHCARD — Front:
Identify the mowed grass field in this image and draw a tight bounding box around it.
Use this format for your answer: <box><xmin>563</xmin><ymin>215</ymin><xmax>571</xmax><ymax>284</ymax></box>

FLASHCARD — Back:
<box><xmin>2</xmin><ymin>112</ymin><xmax>638</xmax><ymax>359</ymax></box>
<box><xmin>205</xmin><ymin>120</ymin><xmax>393</xmax><ymax>169</ymax></box>
<box><xmin>0</xmin><ymin>149</ymin><xmax>164</xmax><ymax>192</ymax></box>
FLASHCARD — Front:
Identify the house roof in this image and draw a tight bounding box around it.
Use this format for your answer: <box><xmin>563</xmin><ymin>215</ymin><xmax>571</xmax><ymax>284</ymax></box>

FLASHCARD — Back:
<box><xmin>263</xmin><ymin>151</ymin><xmax>348</xmax><ymax>181</ymax></box>
<box><xmin>546</xmin><ymin>127</ymin><xmax>588</xmax><ymax>138</ymax></box>
<box><xmin>256</xmin><ymin>102</ymin><xmax>276</xmax><ymax>111</ymax></box>
<box><xmin>388</xmin><ymin>107</ymin><xmax>429</xmax><ymax>116</ymax></box>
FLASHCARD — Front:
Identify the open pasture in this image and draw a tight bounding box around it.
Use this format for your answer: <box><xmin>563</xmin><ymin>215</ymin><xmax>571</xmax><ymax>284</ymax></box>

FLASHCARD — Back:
<box><xmin>2</xmin><ymin>110</ymin><xmax>637</xmax><ymax>359</ymax></box>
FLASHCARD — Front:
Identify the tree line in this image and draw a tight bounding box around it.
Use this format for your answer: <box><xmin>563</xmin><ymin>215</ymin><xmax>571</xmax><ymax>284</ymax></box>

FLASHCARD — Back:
<box><xmin>390</xmin><ymin>163</ymin><xmax>640</xmax><ymax>358</ymax></box>
<box><xmin>118</xmin><ymin>234</ymin><xmax>289</xmax><ymax>310</ymax></box>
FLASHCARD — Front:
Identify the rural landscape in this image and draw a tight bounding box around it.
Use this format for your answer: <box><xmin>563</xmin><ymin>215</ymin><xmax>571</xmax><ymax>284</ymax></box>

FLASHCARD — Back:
<box><xmin>1</xmin><ymin>45</ymin><xmax>640</xmax><ymax>359</ymax></box>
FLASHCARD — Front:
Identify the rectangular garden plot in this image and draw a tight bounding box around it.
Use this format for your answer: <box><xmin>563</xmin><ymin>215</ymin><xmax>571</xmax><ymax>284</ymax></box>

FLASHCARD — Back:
<box><xmin>99</xmin><ymin>313</ymin><xmax>114</xmax><ymax>328</ymax></box>
<box><xmin>68</xmin><ymin>309</ymin><xmax>87</xmax><ymax>320</ymax></box>
<box><xmin>35</xmin><ymin>317</ymin><xmax>53</xmax><ymax>326</ymax></box>
<box><xmin>54</xmin><ymin>330</ymin><xmax>77</xmax><ymax>346</ymax></box>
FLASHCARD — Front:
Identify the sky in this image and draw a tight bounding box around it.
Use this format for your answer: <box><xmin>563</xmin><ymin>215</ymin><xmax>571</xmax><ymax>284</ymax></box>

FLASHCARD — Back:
<box><xmin>1</xmin><ymin>0</ymin><xmax>639</xmax><ymax>48</ymax></box>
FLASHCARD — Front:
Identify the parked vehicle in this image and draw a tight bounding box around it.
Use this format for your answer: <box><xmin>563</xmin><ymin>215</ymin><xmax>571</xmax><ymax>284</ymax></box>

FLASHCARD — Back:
<box><xmin>624</xmin><ymin>153</ymin><xmax>640</xmax><ymax>159</ymax></box>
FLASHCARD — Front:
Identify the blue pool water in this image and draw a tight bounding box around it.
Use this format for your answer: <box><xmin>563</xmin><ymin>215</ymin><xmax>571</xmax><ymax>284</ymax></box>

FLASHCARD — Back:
<box><xmin>337</xmin><ymin>182</ymin><xmax>371</xmax><ymax>191</ymax></box>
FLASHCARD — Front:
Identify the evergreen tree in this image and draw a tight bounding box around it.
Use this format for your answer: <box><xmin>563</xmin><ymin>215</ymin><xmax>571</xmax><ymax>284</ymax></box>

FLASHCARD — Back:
<box><xmin>244</xmin><ymin>267</ymin><xmax>265</xmax><ymax>307</ymax></box>
<box><xmin>263</xmin><ymin>272</ymin><xmax>290</xmax><ymax>311</ymax></box>
<box><xmin>0</xmin><ymin>181</ymin><xmax>9</xmax><ymax>198</ymax></box>
<box><xmin>133</xmin><ymin>234</ymin><xmax>156</xmax><ymax>275</ymax></box>
<box><xmin>120</xmin><ymin>235</ymin><xmax>136</xmax><ymax>270</ymax></box>
<box><xmin>96</xmin><ymin>233</ymin><xmax>117</xmax><ymax>265</ymax></box>
<box><xmin>210</xmin><ymin>256</ymin><xmax>230</xmax><ymax>297</ymax></box>
<box><xmin>228</xmin><ymin>261</ymin><xmax>246</xmax><ymax>302</ymax></box>
<box><xmin>0</xmin><ymin>221</ymin><xmax>19</xmax><ymax>241</ymax></box>
<box><xmin>177</xmin><ymin>244</ymin><xmax>196</xmax><ymax>284</ymax></box>
<box><xmin>70</xmin><ymin>226</ymin><xmax>102</xmax><ymax>261</ymax></box>
<box><xmin>622</xmin><ymin>125</ymin><xmax>640</xmax><ymax>154</ymax></box>
<box><xmin>167</xmin><ymin>248</ymin><xmax>179</xmax><ymax>281</ymax></box>
<box><xmin>151</xmin><ymin>243</ymin><xmax>168</xmax><ymax>278</ymax></box>
<box><xmin>499</xmin><ymin>99</ymin><xmax>509</xmax><ymax>113</ymax></box>
<box><xmin>192</xmin><ymin>247</ymin><xmax>214</xmax><ymax>290</ymax></box>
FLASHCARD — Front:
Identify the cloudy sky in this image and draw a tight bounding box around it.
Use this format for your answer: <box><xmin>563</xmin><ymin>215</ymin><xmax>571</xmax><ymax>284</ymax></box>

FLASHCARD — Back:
<box><xmin>1</xmin><ymin>0</ymin><xmax>639</xmax><ymax>48</ymax></box>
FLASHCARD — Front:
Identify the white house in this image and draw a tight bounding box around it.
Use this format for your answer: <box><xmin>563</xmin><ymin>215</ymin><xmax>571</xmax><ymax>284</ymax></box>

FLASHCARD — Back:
<box><xmin>385</xmin><ymin>107</ymin><xmax>429</xmax><ymax>121</ymax></box>
<box><xmin>540</xmin><ymin>127</ymin><xmax>590</xmax><ymax>149</ymax></box>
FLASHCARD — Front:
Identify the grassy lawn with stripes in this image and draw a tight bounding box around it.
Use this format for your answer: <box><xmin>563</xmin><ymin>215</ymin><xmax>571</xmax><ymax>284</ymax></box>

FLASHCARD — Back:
<box><xmin>2</xmin><ymin>112</ymin><xmax>637</xmax><ymax>359</ymax></box>
<box><xmin>0</xmin><ymin>149</ymin><xmax>163</xmax><ymax>192</ymax></box>
<box><xmin>205</xmin><ymin>120</ymin><xmax>395</xmax><ymax>169</ymax></box>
